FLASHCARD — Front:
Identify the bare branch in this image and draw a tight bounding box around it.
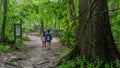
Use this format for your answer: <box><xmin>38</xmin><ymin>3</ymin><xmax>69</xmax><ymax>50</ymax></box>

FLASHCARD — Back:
<box><xmin>97</xmin><ymin>8</ymin><xmax>120</xmax><ymax>12</ymax></box>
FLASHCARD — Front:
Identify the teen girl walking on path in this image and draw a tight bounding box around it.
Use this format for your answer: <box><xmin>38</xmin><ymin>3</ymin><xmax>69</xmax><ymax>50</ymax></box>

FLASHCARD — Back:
<box><xmin>41</xmin><ymin>31</ymin><xmax>46</xmax><ymax>49</ymax></box>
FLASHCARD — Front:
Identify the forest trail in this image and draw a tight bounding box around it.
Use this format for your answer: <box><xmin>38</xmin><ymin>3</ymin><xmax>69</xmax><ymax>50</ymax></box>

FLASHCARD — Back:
<box><xmin>0</xmin><ymin>34</ymin><xmax>67</xmax><ymax>68</ymax></box>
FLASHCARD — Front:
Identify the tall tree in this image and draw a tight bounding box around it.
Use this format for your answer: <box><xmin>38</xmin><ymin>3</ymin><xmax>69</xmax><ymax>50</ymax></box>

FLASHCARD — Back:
<box><xmin>71</xmin><ymin>0</ymin><xmax>120</xmax><ymax>62</ymax></box>
<box><xmin>1</xmin><ymin>0</ymin><xmax>8</xmax><ymax>43</ymax></box>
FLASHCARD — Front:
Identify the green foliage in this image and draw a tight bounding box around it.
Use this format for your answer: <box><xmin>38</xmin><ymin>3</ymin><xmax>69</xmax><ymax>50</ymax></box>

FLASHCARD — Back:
<box><xmin>1</xmin><ymin>0</ymin><xmax>75</xmax><ymax>43</ymax></box>
<box><xmin>115</xmin><ymin>59</ymin><xmax>120</xmax><ymax>68</ymax></box>
<box><xmin>16</xmin><ymin>39</ymin><xmax>23</xmax><ymax>46</ymax></box>
<box><xmin>57</xmin><ymin>57</ymin><xmax>120</xmax><ymax>68</ymax></box>
<box><xmin>14</xmin><ymin>39</ymin><xmax>25</xmax><ymax>51</ymax></box>
<box><xmin>75</xmin><ymin>57</ymin><xmax>86</xmax><ymax>68</ymax></box>
<box><xmin>104</xmin><ymin>62</ymin><xmax>113</xmax><ymax>68</ymax></box>
<box><xmin>108</xmin><ymin>0</ymin><xmax>120</xmax><ymax>52</ymax></box>
<box><xmin>58</xmin><ymin>60</ymin><xmax>76</xmax><ymax>68</ymax></box>
<box><xmin>6</xmin><ymin>31</ymin><xmax>14</xmax><ymax>40</ymax></box>
<box><xmin>116</xmin><ymin>44</ymin><xmax>120</xmax><ymax>52</ymax></box>
<box><xmin>22</xmin><ymin>36</ymin><xmax>30</xmax><ymax>41</ymax></box>
<box><xmin>59</xmin><ymin>30</ymin><xmax>76</xmax><ymax>48</ymax></box>
<box><xmin>61</xmin><ymin>48</ymin><xmax>72</xmax><ymax>58</ymax></box>
<box><xmin>0</xmin><ymin>44</ymin><xmax>10</xmax><ymax>53</ymax></box>
<box><xmin>104</xmin><ymin>63</ymin><xmax>110</xmax><ymax>68</ymax></box>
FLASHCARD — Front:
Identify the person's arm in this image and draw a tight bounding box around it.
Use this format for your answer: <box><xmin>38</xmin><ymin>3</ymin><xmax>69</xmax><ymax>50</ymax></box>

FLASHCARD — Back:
<box><xmin>50</xmin><ymin>34</ymin><xmax>52</xmax><ymax>40</ymax></box>
<box><xmin>45</xmin><ymin>34</ymin><xmax>47</xmax><ymax>41</ymax></box>
<box><xmin>41</xmin><ymin>33</ymin><xmax>43</xmax><ymax>40</ymax></box>
<box><xmin>41</xmin><ymin>36</ymin><xmax>42</xmax><ymax>40</ymax></box>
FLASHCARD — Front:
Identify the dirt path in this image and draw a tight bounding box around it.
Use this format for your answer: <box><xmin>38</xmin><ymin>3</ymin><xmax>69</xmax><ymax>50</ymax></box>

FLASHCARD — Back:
<box><xmin>0</xmin><ymin>35</ymin><xmax>67</xmax><ymax>68</ymax></box>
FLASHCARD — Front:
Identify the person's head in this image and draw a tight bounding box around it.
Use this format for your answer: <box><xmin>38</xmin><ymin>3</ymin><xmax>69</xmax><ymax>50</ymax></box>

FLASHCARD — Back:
<box><xmin>43</xmin><ymin>29</ymin><xmax>46</xmax><ymax>32</ymax></box>
<box><xmin>47</xmin><ymin>30</ymin><xmax>50</xmax><ymax>33</ymax></box>
<box><xmin>42</xmin><ymin>31</ymin><xmax>45</xmax><ymax>36</ymax></box>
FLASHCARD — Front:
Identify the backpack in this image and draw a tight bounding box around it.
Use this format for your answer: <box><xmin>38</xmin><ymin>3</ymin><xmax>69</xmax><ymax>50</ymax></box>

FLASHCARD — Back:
<box><xmin>46</xmin><ymin>35</ymin><xmax>51</xmax><ymax>41</ymax></box>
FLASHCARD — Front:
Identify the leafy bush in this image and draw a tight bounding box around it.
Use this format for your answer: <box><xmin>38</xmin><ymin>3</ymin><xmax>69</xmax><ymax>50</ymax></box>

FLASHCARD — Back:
<box><xmin>57</xmin><ymin>57</ymin><xmax>120</xmax><ymax>68</ymax></box>
<box><xmin>58</xmin><ymin>60</ymin><xmax>76</xmax><ymax>68</ymax></box>
<box><xmin>0</xmin><ymin>44</ymin><xmax>10</xmax><ymax>53</ymax></box>
<box><xmin>16</xmin><ymin>39</ymin><xmax>23</xmax><ymax>45</ymax></box>
<box><xmin>14</xmin><ymin>40</ymin><xmax>25</xmax><ymax>51</ymax></box>
<box><xmin>22</xmin><ymin>36</ymin><xmax>30</xmax><ymax>41</ymax></box>
<box><xmin>59</xmin><ymin>30</ymin><xmax>76</xmax><ymax>48</ymax></box>
<box><xmin>6</xmin><ymin>32</ymin><xmax>14</xmax><ymax>40</ymax></box>
<box><xmin>116</xmin><ymin>44</ymin><xmax>120</xmax><ymax>52</ymax></box>
<box><xmin>115</xmin><ymin>59</ymin><xmax>120</xmax><ymax>68</ymax></box>
<box><xmin>110</xmin><ymin>8</ymin><xmax>120</xmax><ymax>52</ymax></box>
<box><xmin>61</xmin><ymin>48</ymin><xmax>72</xmax><ymax>58</ymax></box>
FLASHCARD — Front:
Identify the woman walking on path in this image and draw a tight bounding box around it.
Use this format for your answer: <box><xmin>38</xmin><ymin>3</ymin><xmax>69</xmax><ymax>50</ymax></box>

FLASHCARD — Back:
<box><xmin>41</xmin><ymin>31</ymin><xmax>46</xmax><ymax>49</ymax></box>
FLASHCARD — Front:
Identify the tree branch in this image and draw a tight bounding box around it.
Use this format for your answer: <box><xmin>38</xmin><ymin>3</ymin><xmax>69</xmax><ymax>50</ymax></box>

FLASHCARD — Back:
<box><xmin>97</xmin><ymin>8</ymin><xmax>120</xmax><ymax>12</ymax></box>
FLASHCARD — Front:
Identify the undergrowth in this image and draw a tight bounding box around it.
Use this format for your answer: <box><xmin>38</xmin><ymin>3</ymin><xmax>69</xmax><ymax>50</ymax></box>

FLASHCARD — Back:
<box><xmin>61</xmin><ymin>48</ymin><xmax>72</xmax><ymax>58</ymax></box>
<box><xmin>22</xmin><ymin>36</ymin><xmax>30</xmax><ymax>41</ymax></box>
<box><xmin>13</xmin><ymin>39</ymin><xmax>25</xmax><ymax>51</ymax></box>
<box><xmin>59</xmin><ymin>45</ymin><xmax>120</xmax><ymax>68</ymax></box>
<box><xmin>0</xmin><ymin>35</ymin><xmax>29</xmax><ymax>53</ymax></box>
<box><xmin>57</xmin><ymin>57</ymin><xmax>120</xmax><ymax>68</ymax></box>
<box><xmin>0</xmin><ymin>44</ymin><xmax>10</xmax><ymax>54</ymax></box>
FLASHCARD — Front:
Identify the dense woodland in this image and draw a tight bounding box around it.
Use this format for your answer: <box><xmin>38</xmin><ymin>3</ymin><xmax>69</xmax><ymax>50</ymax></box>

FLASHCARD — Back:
<box><xmin>0</xmin><ymin>0</ymin><xmax>120</xmax><ymax>68</ymax></box>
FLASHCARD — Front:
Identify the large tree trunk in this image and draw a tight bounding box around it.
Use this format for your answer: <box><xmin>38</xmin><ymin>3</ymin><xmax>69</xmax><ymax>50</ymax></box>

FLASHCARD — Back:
<box><xmin>1</xmin><ymin>0</ymin><xmax>8</xmax><ymax>43</ymax></box>
<box><xmin>71</xmin><ymin>0</ymin><xmax>120</xmax><ymax>62</ymax></box>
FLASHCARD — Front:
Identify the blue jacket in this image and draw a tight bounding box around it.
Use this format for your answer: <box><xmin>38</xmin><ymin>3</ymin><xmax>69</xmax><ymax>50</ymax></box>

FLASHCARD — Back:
<box><xmin>45</xmin><ymin>33</ymin><xmax>52</xmax><ymax>42</ymax></box>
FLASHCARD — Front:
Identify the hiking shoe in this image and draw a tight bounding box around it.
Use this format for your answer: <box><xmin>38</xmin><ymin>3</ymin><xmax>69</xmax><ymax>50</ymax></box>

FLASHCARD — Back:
<box><xmin>47</xmin><ymin>47</ymin><xmax>51</xmax><ymax>50</ymax></box>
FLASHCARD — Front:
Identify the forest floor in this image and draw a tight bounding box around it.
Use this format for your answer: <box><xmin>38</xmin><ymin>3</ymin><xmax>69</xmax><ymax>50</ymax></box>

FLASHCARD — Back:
<box><xmin>0</xmin><ymin>34</ymin><xmax>67</xmax><ymax>68</ymax></box>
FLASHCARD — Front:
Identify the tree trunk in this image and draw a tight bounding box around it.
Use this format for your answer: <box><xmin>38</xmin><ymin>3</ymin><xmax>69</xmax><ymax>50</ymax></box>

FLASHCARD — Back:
<box><xmin>1</xmin><ymin>0</ymin><xmax>8</xmax><ymax>43</ymax></box>
<box><xmin>40</xmin><ymin>21</ymin><xmax>44</xmax><ymax>34</ymax></box>
<box><xmin>54</xmin><ymin>11</ymin><xmax>57</xmax><ymax>30</ymax></box>
<box><xmin>71</xmin><ymin>0</ymin><xmax>120</xmax><ymax>62</ymax></box>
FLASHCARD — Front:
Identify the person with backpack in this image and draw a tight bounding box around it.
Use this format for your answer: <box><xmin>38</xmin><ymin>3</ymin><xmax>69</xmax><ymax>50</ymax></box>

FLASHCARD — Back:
<box><xmin>45</xmin><ymin>30</ymin><xmax>52</xmax><ymax>50</ymax></box>
<box><xmin>41</xmin><ymin>31</ymin><xmax>46</xmax><ymax>49</ymax></box>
